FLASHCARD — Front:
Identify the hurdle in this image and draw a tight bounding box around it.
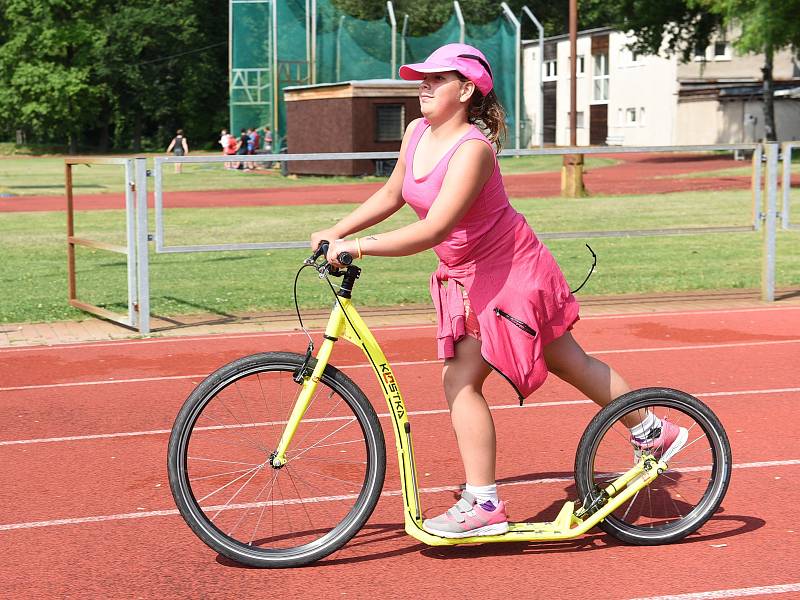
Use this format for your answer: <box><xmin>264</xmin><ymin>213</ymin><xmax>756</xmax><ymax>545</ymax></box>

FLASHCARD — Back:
<box><xmin>65</xmin><ymin>157</ymin><xmax>150</xmax><ymax>334</ymax></box>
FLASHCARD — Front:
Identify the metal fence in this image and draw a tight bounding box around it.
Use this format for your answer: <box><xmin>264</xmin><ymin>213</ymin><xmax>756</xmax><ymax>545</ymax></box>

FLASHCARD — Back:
<box><xmin>782</xmin><ymin>141</ymin><xmax>799</xmax><ymax>230</ymax></box>
<box><xmin>65</xmin><ymin>157</ymin><xmax>149</xmax><ymax>332</ymax></box>
<box><xmin>66</xmin><ymin>143</ymin><xmax>791</xmax><ymax>334</ymax></box>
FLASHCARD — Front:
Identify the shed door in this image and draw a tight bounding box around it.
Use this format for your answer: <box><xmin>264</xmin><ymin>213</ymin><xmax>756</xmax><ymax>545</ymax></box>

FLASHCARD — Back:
<box><xmin>590</xmin><ymin>105</ymin><xmax>608</xmax><ymax>145</ymax></box>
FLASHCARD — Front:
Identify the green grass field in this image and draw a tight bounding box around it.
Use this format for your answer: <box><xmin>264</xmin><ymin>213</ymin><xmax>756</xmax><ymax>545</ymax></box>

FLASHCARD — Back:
<box><xmin>0</xmin><ymin>154</ymin><xmax>617</xmax><ymax>197</ymax></box>
<box><xmin>2</xmin><ymin>188</ymin><xmax>798</xmax><ymax>324</ymax></box>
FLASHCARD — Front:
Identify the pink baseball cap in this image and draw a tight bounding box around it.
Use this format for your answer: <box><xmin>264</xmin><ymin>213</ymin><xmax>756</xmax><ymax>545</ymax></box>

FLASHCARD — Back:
<box><xmin>399</xmin><ymin>43</ymin><xmax>494</xmax><ymax>95</ymax></box>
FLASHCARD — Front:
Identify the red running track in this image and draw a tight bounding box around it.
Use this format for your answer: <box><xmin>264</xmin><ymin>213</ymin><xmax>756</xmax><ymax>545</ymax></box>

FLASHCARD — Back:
<box><xmin>4</xmin><ymin>153</ymin><xmax>793</xmax><ymax>213</ymax></box>
<box><xmin>1</xmin><ymin>305</ymin><xmax>799</xmax><ymax>599</ymax></box>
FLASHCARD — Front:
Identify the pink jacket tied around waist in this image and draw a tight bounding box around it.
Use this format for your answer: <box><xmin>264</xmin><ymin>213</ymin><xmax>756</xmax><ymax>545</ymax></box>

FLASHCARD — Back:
<box><xmin>402</xmin><ymin>119</ymin><xmax>580</xmax><ymax>401</ymax></box>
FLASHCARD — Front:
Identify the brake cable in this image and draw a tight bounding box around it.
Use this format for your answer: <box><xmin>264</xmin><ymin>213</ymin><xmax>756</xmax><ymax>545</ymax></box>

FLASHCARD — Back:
<box><xmin>292</xmin><ymin>249</ymin><xmax>362</xmax><ymax>383</ymax></box>
<box><xmin>570</xmin><ymin>244</ymin><xmax>597</xmax><ymax>294</ymax></box>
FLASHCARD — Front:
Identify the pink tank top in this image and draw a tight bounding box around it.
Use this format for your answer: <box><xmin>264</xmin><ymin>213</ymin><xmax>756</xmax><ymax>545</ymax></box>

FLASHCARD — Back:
<box><xmin>402</xmin><ymin>119</ymin><xmax>519</xmax><ymax>267</ymax></box>
<box><xmin>402</xmin><ymin>118</ymin><xmax>579</xmax><ymax>401</ymax></box>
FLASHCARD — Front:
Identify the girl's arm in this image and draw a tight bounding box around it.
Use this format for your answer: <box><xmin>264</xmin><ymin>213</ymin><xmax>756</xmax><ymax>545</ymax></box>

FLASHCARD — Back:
<box><xmin>182</xmin><ymin>138</ymin><xmax>189</xmax><ymax>154</ymax></box>
<box><xmin>310</xmin><ymin>118</ymin><xmax>422</xmax><ymax>250</ymax></box>
<box><xmin>326</xmin><ymin>139</ymin><xmax>494</xmax><ymax>265</ymax></box>
<box><xmin>166</xmin><ymin>139</ymin><xmax>175</xmax><ymax>153</ymax></box>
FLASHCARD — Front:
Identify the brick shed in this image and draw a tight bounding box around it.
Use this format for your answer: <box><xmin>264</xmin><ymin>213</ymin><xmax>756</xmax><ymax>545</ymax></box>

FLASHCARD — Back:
<box><xmin>284</xmin><ymin>79</ymin><xmax>422</xmax><ymax>176</ymax></box>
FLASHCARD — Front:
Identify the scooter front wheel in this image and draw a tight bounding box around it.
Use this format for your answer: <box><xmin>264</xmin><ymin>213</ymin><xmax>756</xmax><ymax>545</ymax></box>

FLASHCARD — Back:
<box><xmin>167</xmin><ymin>352</ymin><xmax>386</xmax><ymax>567</ymax></box>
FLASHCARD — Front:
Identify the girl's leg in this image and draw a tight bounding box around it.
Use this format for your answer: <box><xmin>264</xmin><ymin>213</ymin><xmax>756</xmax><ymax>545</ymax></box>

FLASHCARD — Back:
<box><xmin>441</xmin><ymin>335</ymin><xmax>495</xmax><ymax>485</ymax></box>
<box><xmin>544</xmin><ymin>331</ymin><xmax>689</xmax><ymax>455</ymax></box>
<box><xmin>423</xmin><ymin>334</ymin><xmax>508</xmax><ymax>538</ymax></box>
<box><xmin>543</xmin><ymin>331</ymin><xmax>639</xmax><ymax>428</ymax></box>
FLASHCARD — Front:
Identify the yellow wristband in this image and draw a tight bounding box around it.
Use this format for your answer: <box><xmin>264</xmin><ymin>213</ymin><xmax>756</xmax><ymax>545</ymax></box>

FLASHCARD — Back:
<box><xmin>355</xmin><ymin>237</ymin><xmax>363</xmax><ymax>260</ymax></box>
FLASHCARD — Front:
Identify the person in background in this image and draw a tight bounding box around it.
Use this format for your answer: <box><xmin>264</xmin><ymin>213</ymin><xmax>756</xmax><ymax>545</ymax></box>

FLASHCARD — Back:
<box><xmin>262</xmin><ymin>126</ymin><xmax>274</xmax><ymax>169</ymax></box>
<box><xmin>166</xmin><ymin>129</ymin><xmax>189</xmax><ymax>174</ymax></box>
<box><xmin>263</xmin><ymin>126</ymin><xmax>273</xmax><ymax>153</ymax></box>
<box><xmin>250</xmin><ymin>127</ymin><xmax>261</xmax><ymax>169</ymax></box>
<box><xmin>245</xmin><ymin>127</ymin><xmax>256</xmax><ymax>170</ymax></box>
<box><xmin>219</xmin><ymin>129</ymin><xmax>233</xmax><ymax>169</ymax></box>
<box><xmin>234</xmin><ymin>128</ymin><xmax>249</xmax><ymax>170</ymax></box>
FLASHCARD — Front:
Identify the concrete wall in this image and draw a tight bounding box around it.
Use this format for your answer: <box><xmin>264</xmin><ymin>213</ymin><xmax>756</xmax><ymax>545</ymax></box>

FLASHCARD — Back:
<box><xmin>522</xmin><ymin>44</ymin><xmax>542</xmax><ymax>146</ymax></box>
<box><xmin>676</xmin><ymin>97</ymin><xmax>800</xmax><ymax>144</ymax></box>
<box><xmin>678</xmin><ymin>41</ymin><xmax>800</xmax><ymax>81</ymax></box>
<box><xmin>554</xmin><ymin>36</ymin><xmax>593</xmax><ymax>146</ymax></box>
<box><xmin>606</xmin><ymin>33</ymin><xmax>677</xmax><ymax>146</ymax></box>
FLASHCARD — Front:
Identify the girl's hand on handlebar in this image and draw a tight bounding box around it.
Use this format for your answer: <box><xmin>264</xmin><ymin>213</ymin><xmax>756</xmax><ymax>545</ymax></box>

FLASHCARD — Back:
<box><xmin>310</xmin><ymin>228</ymin><xmax>341</xmax><ymax>252</ymax></box>
<box><xmin>326</xmin><ymin>239</ymin><xmax>359</xmax><ymax>268</ymax></box>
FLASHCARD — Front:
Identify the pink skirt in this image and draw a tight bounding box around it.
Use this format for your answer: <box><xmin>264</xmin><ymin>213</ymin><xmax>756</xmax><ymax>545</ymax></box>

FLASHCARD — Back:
<box><xmin>459</xmin><ymin>285</ymin><xmax>578</xmax><ymax>346</ymax></box>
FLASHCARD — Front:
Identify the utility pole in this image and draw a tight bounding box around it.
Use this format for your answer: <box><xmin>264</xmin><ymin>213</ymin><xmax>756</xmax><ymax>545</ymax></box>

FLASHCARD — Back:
<box><xmin>561</xmin><ymin>0</ymin><xmax>586</xmax><ymax>196</ymax></box>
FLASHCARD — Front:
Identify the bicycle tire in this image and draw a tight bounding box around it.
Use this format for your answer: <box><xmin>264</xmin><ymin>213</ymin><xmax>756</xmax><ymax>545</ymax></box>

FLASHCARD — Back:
<box><xmin>167</xmin><ymin>351</ymin><xmax>386</xmax><ymax>567</ymax></box>
<box><xmin>574</xmin><ymin>387</ymin><xmax>732</xmax><ymax>545</ymax></box>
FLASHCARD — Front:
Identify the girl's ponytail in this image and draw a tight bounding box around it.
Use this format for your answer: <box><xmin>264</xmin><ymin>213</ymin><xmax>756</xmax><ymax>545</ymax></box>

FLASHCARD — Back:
<box><xmin>461</xmin><ymin>82</ymin><xmax>508</xmax><ymax>153</ymax></box>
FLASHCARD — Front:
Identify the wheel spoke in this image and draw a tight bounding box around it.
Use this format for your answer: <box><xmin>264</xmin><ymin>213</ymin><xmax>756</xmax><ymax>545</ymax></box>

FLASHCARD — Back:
<box><xmin>287</xmin><ymin>418</ymin><xmax>359</xmax><ymax>463</ymax></box>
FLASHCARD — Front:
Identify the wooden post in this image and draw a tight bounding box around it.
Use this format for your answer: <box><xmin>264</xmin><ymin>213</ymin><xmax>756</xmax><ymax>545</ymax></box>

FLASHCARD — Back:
<box><xmin>65</xmin><ymin>162</ymin><xmax>76</xmax><ymax>301</ymax></box>
<box><xmin>561</xmin><ymin>153</ymin><xmax>586</xmax><ymax>197</ymax></box>
<box><xmin>561</xmin><ymin>0</ymin><xmax>585</xmax><ymax>197</ymax></box>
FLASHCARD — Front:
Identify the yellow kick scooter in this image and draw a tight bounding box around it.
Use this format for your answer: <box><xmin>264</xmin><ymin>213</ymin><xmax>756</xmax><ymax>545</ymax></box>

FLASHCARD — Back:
<box><xmin>168</xmin><ymin>243</ymin><xmax>732</xmax><ymax>568</ymax></box>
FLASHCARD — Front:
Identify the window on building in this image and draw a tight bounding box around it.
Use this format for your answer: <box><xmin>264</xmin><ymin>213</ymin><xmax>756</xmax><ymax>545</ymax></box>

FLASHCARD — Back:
<box><xmin>566</xmin><ymin>112</ymin><xmax>586</xmax><ymax>129</ymax></box>
<box><xmin>714</xmin><ymin>41</ymin><xmax>731</xmax><ymax>60</ymax></box>
<box><xmin>375</xmin><ymin>104</ymin><xmax>405</xmax><ymax>142</ymax></box>
<box><xmin>693</xmin><ymin>44</ymin><xmax>707</xmax><ymax>62</ymax></box>
<box><xmin>620</xmin><ymin>46</ymin><xmax>641</xmax><ymax>66</ymax></box>
<box><xmin>626</xmin><ymin>107</ymin><xmax>637</xmax><ymax>125</ymax></box>
<box><xmin>592</xmin><ymin>53</ymin><xmax>609</xmax><ymax>102</ymax></box>
<box><xmin>566</xmin><ymin>55</ymin><xmax>585</xmax><ymax>75</ymax></box>
<box><xmin>544</xmin><ymin>59</ymin><xmax>558</xmax><ymax>80</ymax></box>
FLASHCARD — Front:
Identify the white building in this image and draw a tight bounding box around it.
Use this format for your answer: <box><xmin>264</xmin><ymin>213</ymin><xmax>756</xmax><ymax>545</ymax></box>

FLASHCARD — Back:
<box><xmin>522</xmin><ymin>27</ymin><xmax>800</xmax><ymax>146</ymax></box>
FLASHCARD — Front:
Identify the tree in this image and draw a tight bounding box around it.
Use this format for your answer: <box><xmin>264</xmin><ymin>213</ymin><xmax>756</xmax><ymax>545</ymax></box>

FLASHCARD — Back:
<box><xmin>0</xmin><ymin>0</ymin><xmax>107</xmax><ymax>152</ymax></box>
<box><xmin>93</xmin><ymin>0</ymin><xmax>225</xmax><ymax>151</ymax></box>
<box><xmin>0</xmin><ymin>0</ymin><xmax>228</xmax><ymax>151</ymax></box>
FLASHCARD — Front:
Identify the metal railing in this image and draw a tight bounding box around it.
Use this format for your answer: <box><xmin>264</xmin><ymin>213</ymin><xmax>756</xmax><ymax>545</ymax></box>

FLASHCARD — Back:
<box><xmin>65</xmin><ymin>157</ymin><xmax>149</xmax><ymax>332</ymax></box>
<box><xmin>67</xmin><ymin>142</ymin><xmax>788</xmax><ymax>333</ymax></box>
<box><xmin>782</xmin><ymin>141</ymin><xmax>799</xmax><ymax>230</ymax></box>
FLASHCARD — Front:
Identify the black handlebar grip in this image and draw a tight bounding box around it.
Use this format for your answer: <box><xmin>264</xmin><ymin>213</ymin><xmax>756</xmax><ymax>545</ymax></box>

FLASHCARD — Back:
<box><xmin>314</xmin><ymin>240</ymin><xmax>353</xmax><ymax>266</ymax></box>
<box><xmin>313</xmin><ymin>240</ymin><xmax>330</xmax><ymax>261</ymax></box>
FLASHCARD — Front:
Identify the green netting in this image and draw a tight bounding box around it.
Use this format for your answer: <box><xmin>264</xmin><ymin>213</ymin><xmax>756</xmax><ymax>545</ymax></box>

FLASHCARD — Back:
<box><xmin>402</xmin><ymin>14</ymin><xmax>461</xmax><ymax>63</ymax></box>
<box><xmin>230</xmin><ymin>0</ymin><xmax>274</xmax><ymax>140</ymax></box>
<box><xmin>230</xmin><ymin>1</ymin><xmax>523</xmax><ymax>150</ymax></box>
<box><xmin>316</xmin><ymin>0</ymin><xmax>394</xmax><ymax>82</ymax></box>
<box><xmin>275</xmin><ymin>0</ymin><xmax>311</xmax><ymax>144</ymax></box>
<box><xmin>466</xmin><ymin>15</ymin><xmax>525</xmax><ymax>148</ymax></box>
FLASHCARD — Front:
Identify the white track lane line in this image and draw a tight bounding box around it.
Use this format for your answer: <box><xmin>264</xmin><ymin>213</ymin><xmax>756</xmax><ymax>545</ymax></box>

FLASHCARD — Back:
<box><xmin>2</xmin><ymin>338</ymin><xmax>800</xmax><ymax>393</ymax></box>
<box><xmin>1</xmin><ymin>386</ymin><xmax>798</xmax><ymax>447</ymax></box>
<box><xmin>1</xmin><ymin>458</ymin><xmax>798</xmax><ymax>532</ymax></box>
<box><xmin>629</xmin><ymin>582</ymin><xmax>800</xmax><ymax>599</ymax></box>
<box><xmin>1</xmin><ymin>304</ymin><xmax>799</xmax><ymax>354</ymax></box>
